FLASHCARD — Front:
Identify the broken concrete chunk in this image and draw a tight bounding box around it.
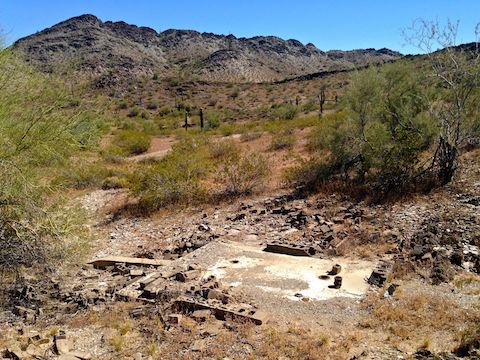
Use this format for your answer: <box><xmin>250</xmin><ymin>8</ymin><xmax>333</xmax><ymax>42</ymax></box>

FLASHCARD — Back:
<box><xmin>333</xmin><ymin>276</ymin><xmax>342</xmax><ymax>289</ymax></box>
<box><xmin>130</xmin><ymin>269</ymin><xmax>145</xmax><ymax>277</ymax></box>
<box><xmin>167</xmin><ymin>314</ymin><xmax>183</xmax><ymax>325</ymax></box>
<box><xmin>175</xmin><ymin>270</ymin><xmax>200</xmax><ymax>282</ymax></box>
<box><xmin>57</xmin><ymin>354</ymin><xmax>81</xmax><ymax>360</ymax></box>
<box><xmin>329</xmin><ymin>264</ymin><xmax>342</xmax><ymax>275</ymax></box>
<box><xmin>68</xmin><ymin>350</ymin><xmax>92</xmax><ymax>359</ymax></box>
<box><xmin>25</xmin><ymin>344</ymin><xmax>44</xmax><ymax>357</ymax></box>
<box><xmin>191</xmin><ymin>309</ymin><xmax>211</xmax><ymax>322</ymax></box>
<box><xmin>264</xmin><ymin>243</ymin><xmax>310</xmax><ymax>257</ymax></box>
<box><xmin>54</xmin><ymin>334</ymin><xmax>72</xmax><ymax>355</ymax></box>
<box><xmin>175</xmin><ymin>297</ymin><xmax>266</xmax><ymax>325</ymax></box>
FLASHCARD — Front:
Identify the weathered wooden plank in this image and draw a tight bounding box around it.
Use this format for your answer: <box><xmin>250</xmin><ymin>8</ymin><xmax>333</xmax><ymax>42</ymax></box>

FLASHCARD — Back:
<box><xmin>88</xmin><ymin>256</ymin><xmax>171</xmax><ymax>269</ymax></box>
<box><xmin>263</xmin><ymin>243</ymin><xmax>310</xmax><ymax>257</ymax></box>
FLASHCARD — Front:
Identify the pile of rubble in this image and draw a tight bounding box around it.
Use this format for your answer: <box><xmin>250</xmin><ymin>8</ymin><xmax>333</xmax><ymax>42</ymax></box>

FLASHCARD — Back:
<box><xmin>392</xmin><ymin>201</ymin><xmax>480</xmax><ymax>284</ymax></box>
<box><xmin>1</xmin><ymin>328</ymin><xmax>91</xmax><ymax>360</ymax></box>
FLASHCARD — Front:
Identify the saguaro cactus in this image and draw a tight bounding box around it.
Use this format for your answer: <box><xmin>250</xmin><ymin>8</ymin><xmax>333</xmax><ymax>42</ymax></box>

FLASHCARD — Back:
<box><xmin>319</xmin><ymin>87</ymin><xmax>326</xmax><ymax>117</ymax></box>
<box><xmin>200</xmin><ymin>108</ymin><xmax>204</xmax><ymax>129</ymax></box>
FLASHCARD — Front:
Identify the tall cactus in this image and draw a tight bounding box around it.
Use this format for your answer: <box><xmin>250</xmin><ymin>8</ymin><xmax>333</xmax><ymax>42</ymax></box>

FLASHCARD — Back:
<box><xmin>319</xmin><ymin>86</ymin><xmax>326</xmax><ymax>117</ymax></box>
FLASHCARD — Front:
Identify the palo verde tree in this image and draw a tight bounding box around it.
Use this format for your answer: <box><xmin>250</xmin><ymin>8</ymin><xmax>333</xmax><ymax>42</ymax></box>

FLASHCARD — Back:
<box><xmin>404</xmin><ymin>19</ymin><xmax>480</xmax><ymax>184</ymax></box>
<box><xmin>0</xmin><ymin>47</ymin><xmax>101</xmax><ymax>277</ymax></box>
<box><xmin>303</xmin><ymin>61</ymin><xmax>434</xmax><ymax>194</ymax></box>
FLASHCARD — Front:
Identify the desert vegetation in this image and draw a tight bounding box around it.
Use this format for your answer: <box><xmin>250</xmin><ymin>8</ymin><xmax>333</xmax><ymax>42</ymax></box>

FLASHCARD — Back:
<box><xmin>1</xmin><ymin>14</ymin><xmax>480</xmax><ymax>360</ymax></box>
<box><xmin>0</xmin><ymin>50</ymin><xmax>106</xmax><ymax>277</ymax></box>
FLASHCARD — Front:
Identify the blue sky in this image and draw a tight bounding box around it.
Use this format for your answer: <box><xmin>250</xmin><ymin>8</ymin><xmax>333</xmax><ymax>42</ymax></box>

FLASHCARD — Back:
<box><xmin>1</xmin><ymin>1</ymin><xmax>479</xmax><ymax>53</ymax></box>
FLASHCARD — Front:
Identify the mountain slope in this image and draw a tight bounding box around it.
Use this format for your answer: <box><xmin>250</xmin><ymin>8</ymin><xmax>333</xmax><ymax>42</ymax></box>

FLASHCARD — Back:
<box><xmin>13</xmin><ymin>14</ymin><xmax>402</xmax><ymax>82</ymax></box>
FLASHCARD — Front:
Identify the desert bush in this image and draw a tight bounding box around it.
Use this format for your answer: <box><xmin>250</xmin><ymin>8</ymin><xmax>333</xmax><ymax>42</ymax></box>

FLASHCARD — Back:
<box><xmin>214</xmin><ymin>147</ymin><xmax>270</xmax><ymax>195</ymax></box>
<box><xmin>209</xmin><ymin>139</ymin><xmax>240</xmax><ymax>159</ymax></box>
<box><xmin>146</xmin><ymin>101</ymin><xmax>158</xmax><ymax>110</ymax></box>
<box><xmin>127</xmin><ymin>107</ymin><xmax>140</xmax><ymax>117</ymax></box>
<box><xmin>57</xmin><ymin>161</ymin><xmax>114</xmax><ymax>189</ymax></box>
<box><xmin>129</xmin><ymin>137</ymin><xmax>210</xmax><ymax>212</ymax></box>
<box><xmin>269</xmin><ymin>130</ymin><xmax>296</xmax><ymax>150</ymax></box>
<box><xmin>455</xmin><ymin>322</ymin><xmax>480</xmax><ymax>356</ymax></box>
<box><xmin>302</xmin><ymin>98</ymin><xmax>317</xmax><ymax>112</ymax></box>
<box><xmin>159</xmin><ymin>105</ymin><xmax>176</xmax><ymax>116</ymax></box>
<box><xmin>205</xmin><ymin>110</ymin><xmax>222</xmax><ymax>129</ymax></box>
<box><xmin>271</xmin><ymin>103</ymin><xmax>299</xmax><ymax>120</ymax></box>
<box><xmin>113</xmin><ymin>130</ymin><xmax>151</xmax><ymax>155</ymax></box>
<box><xmin>101</xmin><ymin>176</ymin><xmax>128</xmax><ymax>190</ymax></box>
<box><xmin>230</xmin><ymin>87</ymin><xmax>240</xmax><ymax>98</ymax></box>
<box><xmin>240</xmin><ymin>132</ymin><xmax>262</xmax><ymax>142</ymax></box>
<box><xmin>117</xmin><ymin>100</ymin><xmax>128</xmax><ymax>110</ymax></box>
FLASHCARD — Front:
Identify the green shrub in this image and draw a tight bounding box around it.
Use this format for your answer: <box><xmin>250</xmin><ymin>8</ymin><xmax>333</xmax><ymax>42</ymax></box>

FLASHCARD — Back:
<box><xmin>302</xmin><ymin>98</ymin><xmax>317</xmax><ymax>112</ymax></box>
<box><xmin>205</xmin><ymin>110</ymin><xmax>222</xmax><ymax>129</ymax></box>
<box><xmin>117</xmin><ymin>101</ymin><xmax>128</xmax><ymax>110</ymax></box>
<box><xmin>272</xmin><ymin>104</ymin><xmax>299</xmax><ymax>120</ymax></box>
<box><xmin>0</xmin><ymin>50</ymin><xmax>97</xmax><ymax>274</ymax></box>
<box><xmin>159</xmin><ymin>105</ymin><xmax>175</xmax><ymax>116</ymax></box>
<box><xmin>146</xmin><ymin>101</ymin><xmax>158</xmax><ymax>110</ymax></box>
<box><xmin>230</xmin><ymin>87</ymin><xmax>240</xmax><ymax>99</ymax></box>
<box><xmin>127</xmin><ymin>107</ymin><xmax>140</xmax><ymax>118</ymax></box>
<box><xmin>101</xmin><ymin>176</ymin><xmax>128</xmax><ymax>190</ymax></box>
<box><xmin>295</xmin><ymin>62</ymin><xmax>434</xmax><ymax>194</ymax></box>
<box><xmin>209</xmin><ymin>139</ymin><xmax>240</xmax><ymax>160</ymax></box>
<box><xmin>129</xmin><ymin>137</ymin><xmax>210</xmax><ymax>212</ymax></box>
<box><xmin>269</xmin><ymin>130</ymin><xmax>296</xmax><ymax>150</ymax></box>
<box><xmin>113</xmin><ymin>130</ymin><xmax>151</xmax><ymax>155</ymax></box>
<box><xmin>56</xmin><ymin>161</ymin><xmax>112</xmax><ymax>189</ymax></box>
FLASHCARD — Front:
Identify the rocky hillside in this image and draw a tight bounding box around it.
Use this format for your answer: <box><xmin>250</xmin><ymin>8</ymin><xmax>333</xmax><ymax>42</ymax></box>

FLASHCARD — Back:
<box><xmin>13</xmin><ymin>14</ymin><xmax>402</xmax><ymax>82</ymax></box>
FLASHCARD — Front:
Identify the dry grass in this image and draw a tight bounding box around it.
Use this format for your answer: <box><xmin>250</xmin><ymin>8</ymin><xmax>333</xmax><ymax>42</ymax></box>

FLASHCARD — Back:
<box><xmin>454</xmin><ymin>273</ymin><xmax>480</xmax><ymax>295</ymax></box>
<box><xmin>359</xmin><ymin>290</ymin><xmax>478</xmax><ymax>350</ymax></box>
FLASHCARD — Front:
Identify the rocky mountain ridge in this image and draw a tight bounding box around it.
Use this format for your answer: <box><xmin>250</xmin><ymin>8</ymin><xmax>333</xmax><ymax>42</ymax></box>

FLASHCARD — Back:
<box><xmin>13</xmin><ymin>14</ymin><xmax>402</xmax><ymax>82</ymax></box>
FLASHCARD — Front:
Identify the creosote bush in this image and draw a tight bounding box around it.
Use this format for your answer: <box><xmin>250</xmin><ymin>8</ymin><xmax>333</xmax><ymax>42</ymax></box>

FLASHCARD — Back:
<box><xmin>128</xmin><ymin>137</ymin><xmax>270</xmax><ymax>212</ymax></box>
<box><xmin>212</xmin><ymin>140</ymin><xmax>270</xmax><ymax>195</ymax></box>
<box><xmin>269</xmin><ymin>130</ymin><xmax>296</xmax><ymax>150</ymax></box>
<box><xmin>271</xmin><ymin>103</ymin><xmax>299</xmax><ymax>120</ymax></box>
<box><xmin>112</xmin><ymin>130</ymin><xmax>151</xmax><ymax>156</ymax></box>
